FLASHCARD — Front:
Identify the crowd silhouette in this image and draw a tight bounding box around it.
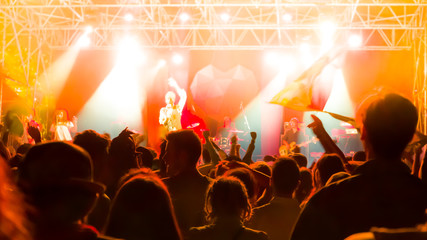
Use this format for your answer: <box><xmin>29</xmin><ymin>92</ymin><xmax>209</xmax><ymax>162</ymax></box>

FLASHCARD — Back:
<box><xmin>0</xmin><ymin>91</ymin><xmax>426</xmax><ymax>240</ymax></box>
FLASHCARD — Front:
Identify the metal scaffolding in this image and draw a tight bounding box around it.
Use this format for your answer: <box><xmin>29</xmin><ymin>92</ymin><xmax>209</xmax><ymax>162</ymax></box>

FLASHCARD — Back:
<box><xmin>1</xmin><ymin>0</ymin><xmax>427</xmax><ymax>130</ymax></box>
<box><xmin>2</xmin><ymin>0</ymin><xmax>426</xmax><ymax>50</ymax></box>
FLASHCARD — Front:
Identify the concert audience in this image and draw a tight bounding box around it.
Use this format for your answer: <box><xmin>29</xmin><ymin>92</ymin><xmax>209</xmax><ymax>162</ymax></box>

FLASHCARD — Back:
<box><xmin>104</xmin><ymin>171</ymin><xmax>182</xmax><ymax>240</ymax></box>
<box><xmin>17</xmin><ymin>142</ymin><xmax>111</xmax><ymax>240</ymax></box>
<box><xmin>313</xmin><ymin>153</ymin><xmax>346</xmax><ymax>188</ymax></box>
<box><xmin>289</xmin><ymin>153</ymin><xmax>308</xmax><ymax>168</ymax></box>
<box><xmin>250</xmin><ymin>161</ymin><xmax>273</xmax><ymax>206</ymax></box>
<box><xmin>197</xmin><ymin>130</ymin><xmax>221</xmax><ymax>177</ymax></box>
<box><xmin>188</xmin><ymin>176</ymin><xmax>268</xmax><ymax>240</ymax></box>
<box><xmin>74</xmin><ymin>130</ymin><xmax>110</xmax><ymax>184</ymax></box>
<box><xmin>104</xmin><ymin>128</ymin><xmax>138</xmax><ymax>198</ymax></box>
<box><xmin>293</xmin><ymin>168</ymin><xmax>313</xmax><ymax>204</ymax></box>
<box><xmin>162</xmin><ymin>129</ymin><xmax>212</xmax><ymax>237</ymax></box>
<box><xmin>225</xmin><ymin>167</ymin><xmax>258</xmax><ymax>206</ymax></box>
<box><xmin>0</xmin><ymin>155</ymin><xmax>31</xmax><ymax>240</ymax></box>
<box><xmin>250</xmin><ymin>161</ymin><xmax>272</xmax><ymax>177</ymax></box>
<box><xmin>0</xmin><ymin>82</ymin><xmax>426</xmax><ymax>240</ymax></box>
<box><xmin>135</xmin><ymin>146</ymin><xmax>155</xmax><ymax>169</ymax></box>
<box><xmin>352</xmin><ymin>150</ymin><xmax>366</xmax><ymax>162</ymax></box>
<box><xmin>291</xmin><ymin>93</ymin><xmax>427</xmax><ymax>240</ymax></box>
<box><xmin>73</xmin><ymin>130</ymin><xmax>111</xmax><ymax>231</ymax></box>
<box><xmin>247</xmin><ymin>157</ymin><xmax>301</xmax><ymax>240</ymax></box>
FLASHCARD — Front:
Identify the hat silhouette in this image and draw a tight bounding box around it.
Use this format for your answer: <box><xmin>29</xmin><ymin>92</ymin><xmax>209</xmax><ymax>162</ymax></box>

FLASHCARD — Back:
<box><xmin>18</xmin><ymin>141</ymin><xmax>105</xmax><ymax>194</ymax></box>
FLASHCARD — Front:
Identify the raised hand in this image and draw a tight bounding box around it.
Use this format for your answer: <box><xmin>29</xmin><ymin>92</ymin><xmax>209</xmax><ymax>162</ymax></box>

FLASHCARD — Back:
<box><xmin>307</xmin><ymin>114</ymin><xmax>327</xmax><ymax>137</ymax></box>
<box><xmin>250</xmin><ymin>132</ymin><xmax>257</xmax><ymax>140</ymax></box>
<box><xmin>27</xmin><ymin>123</ymin><xmax>42</xmax><ymax>143</ymax></box>
<box><xmin>202</xmin><ymin>130</ymin><xmax>210</xmax><ymax>140</ymax></box>
<box><xmin>230</xmin><ymin>134</ymin><xmax>237</xmax><ymax>144</ymax></box>
<box><xmin>168</xmin><ymin>77</ymin><xmax>178</xmax><ymax>89</ymax></box>
<box><xmin>118</xmin><ymin>127</ymin><xmax>136</xmax><ymax>140</ymax></box>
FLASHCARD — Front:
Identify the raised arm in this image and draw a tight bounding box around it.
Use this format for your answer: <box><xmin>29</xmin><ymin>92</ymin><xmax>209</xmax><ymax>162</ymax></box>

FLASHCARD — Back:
<box><xmin>27</xmin><ymin>123</ymin><xmax>42</xmax><ymax>144</ymax></box>
<box><xmin>242</xmin><ymin>132</ymin><xmax>257</xmax><ymax>164</ymax></box>
<box><xmin>211</xmin><ymin>140</ymin><xmax>228</xmax><ymax>160</ymax></box>
<box><xmin>308</xmin><ymin>114</ymin><xmax>349</xmax><ymax>170</ymax></box>
<box><xmin>230</xmin><ymin>135</ymin><xmax>238</xmax><ymax>157</ymax></box>
<box><xmin>202</xmin><ymin>130</ymin><xmax>221</xmax><ymax>166</ymax></box>
<box><xmin>168</xmin><ymin>77</ymin><xmax>187</xmax><ymax>113</ymax></box>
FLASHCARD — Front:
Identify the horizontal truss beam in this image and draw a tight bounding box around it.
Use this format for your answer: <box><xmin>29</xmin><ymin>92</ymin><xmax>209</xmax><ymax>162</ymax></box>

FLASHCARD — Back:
<box><xmin>1</xmin><ymin>1</ymin><xmax>426</xmax><ymax>49</ymax></box>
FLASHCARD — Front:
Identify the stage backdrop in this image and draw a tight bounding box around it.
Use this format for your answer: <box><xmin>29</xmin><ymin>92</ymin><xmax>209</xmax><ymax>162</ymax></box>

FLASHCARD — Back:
<box><xmin>51</xmin><ymin>49</ymin><xmax>414</xmax><ymax>157</ymax></box>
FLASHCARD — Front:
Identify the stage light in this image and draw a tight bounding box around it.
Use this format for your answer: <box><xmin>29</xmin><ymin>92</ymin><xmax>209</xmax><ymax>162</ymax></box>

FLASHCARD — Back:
<box><xmin>264</xmin><ymin>52</ymin><xmax>280</xmax><ymax>66</ymax></box>
<box><xmin>41</xmin><ymin>32</ymin><xmax>84</xmax><ymax>97</ymax></box>
<box><xmin>323</xmin><ymin>69</ymin><xmax>354</xmax><ymax>117</ymax></box>
<box><xmin>282</xmin><ymin>13</ymin><xmax>292</xmax><ymax>23</ymax></box>
<box><xmin>180</xmin><ymin>12</ymin><xmax>190</xmax><ymax>22</ymax></box>
<box><xmin>220</xmin><ymin>13</ymin><xmax>230</xmax><ymax>23</ymax></box>
<box><xmin>320</xmin><ymin>20</ymin><xmax>337</xmax><ymax>39</ymax></box>
<box><xmin>348</xmin><ymin>34</ymin><xmax>363</xmax><ymax>48</ymax></box>
<box><xmin>172</xmin><ymin>54</ymin><xmax>183</xmax><ymax>65</ymax></box>
<box><xmin>85</xmin><ymin>25</ymin><xmax>93</xmax><ymax>34</ymax></box>
<box><xmin>79</xmin><ymin>52</ymin><xmax>145</xmax><ymax>138</ymax></box>
<box><xmin>299</xmin><ymin>42</ymin><xmax>310</xmax><ymax>53</ymax></box>
<box><xmin>299</xmin><ymin>43</ymin><xmax>316</xmax><ymax>67</ymax></box>
<box><xmin>158</xmin><ymin>59</ymin><xmax>167</xmax><ymax>67</ymax></box>
<box><xmin>264</xmin><ymin>52</ymin><xmax>296</xmax><ymax>73</ymax></box>
<box><xmin>80</xmin><ymin>37</ymin><xmax>149</xmax><ymax>137</ymax></box>
<box><xmin>77</xmin><ymin>35</ymin><xmax>91</xmax><ymax>47</ymax></box>
<box><xmin>281</xmin><ymin>55</ymin><xmax>296</xmax><ymax>72</ymax></box>
<box><xmin>124</xmin><ymin>13</ymin><xmax>134</xmax><ymax>22</ymax></box>
<box><xmin>117</xmin><ymin>37</ymin><xmax>144</xmax><ymax>65</ymax></box>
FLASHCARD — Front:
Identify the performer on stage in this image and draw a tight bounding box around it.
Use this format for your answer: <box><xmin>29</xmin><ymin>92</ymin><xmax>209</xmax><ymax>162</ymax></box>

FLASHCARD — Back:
<box><xmin>159</xmin><ymin>77</ymin><xmax>187</xmax><ymax>132</ymax></box>
<box><xmin>281</xmin><ymin>117</ymin><xmax>302</xmax><ymax>155</ymax></box>
<box><xmin>50</xmin><ymin>109</ymin><xmax>76</xmax><ymax>141</ymax></box>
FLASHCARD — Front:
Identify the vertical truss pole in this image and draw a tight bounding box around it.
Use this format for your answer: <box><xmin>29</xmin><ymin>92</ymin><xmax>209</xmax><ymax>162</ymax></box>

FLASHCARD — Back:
<box><xmin>0</xmin><ymin>12</ymin><xmax>6</xmax><ymax>121</ymax></box>
<box><xmin>414</xmin><ymin>25</ymin><xmax>427</xmax><ymax>134</ymax></box>
<box><xmin>413</xmin><ymin>5</ymin><xmax>426</xmax><ymax>134</ymax></box>
<box><xmin>27</xmin><ymin>30</ymin><xmax>32</xmax><ymax>86</ymax></box>
<box><xmin>1</xmin><ymin>11</ymin><xmax>5</xmax><ymax>66</ymax></box>
<box><xmin>413</xmin><ymin>31</ymin><xmax>420</xmax><ymax>132</ymax></box>
<box><xmin>10</xmin><ymin>8</ymin><xmax>29</xmax><ymax>84</ymax></box>
<box><xmin>424</xmin><ymin>27</ymin><xmax>427</xmax><ymax>134</ymax></box>
<box><xmin>275</xmin><ymin>0</ymin><xmax>282</xmax><ymax>45</ymax></box>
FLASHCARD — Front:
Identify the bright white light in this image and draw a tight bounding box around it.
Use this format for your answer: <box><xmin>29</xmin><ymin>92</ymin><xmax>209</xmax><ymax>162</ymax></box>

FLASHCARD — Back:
<box><xmin>180</xmin><ymin>12</ymin><xmax>190</xmax><ymax>22</ymax></box>
<box><xmin>282</xmin><ymin>13</ymin><xmax>292</xmax><ymax>22</ymax></box>
<box><xmin>220</xmin><ymin>13</ymin><xmax>230</xmax><ymax>22</ymax></box>
<box><xmin>264</xmin><ymin>52</ymin><xmax>296</xmax><ymax>73</ymax></box>
<box><xmin>158</xmin><ymin>59</ymin><xmax>167</xmax><ymax>67</ymax></box>
<box><xmin>299</xmin><ymin>43</ymin><xmax>315</xmax><ymax>67</ymax></box>
<box><xmin>299</xmin><ymin>43</ymin><xmax>310</xmax><ymax>54</ymax></box>
<box><xmin>79</xmin><ymin>53</ymin><xmax>145</xmax><ymax>138</ymax></box>
<box><xmin>319</xmin><ymin>20</ymin><xmax>337</xmax><ymax>52</ymax></box>
<box><xmin>77</xmin><ymin>35</ymin><xmax>91</xmax><ymax>47</ymax></box>
<box><xmin>320</xmin><ymin>20</ymin><xmax>337</xmax><ymax>39</ymax></box>
<box><xmin>117</xmin><ymin>37</ymin><xmax>144</xmax><ymax>65</ymax></box>
<box><xmin>264</xmin><ymin>52</ymin><xmax>280</xmax><ymax>66</ymax></box>
<box><xmin>281</xmin><ymin>55</ymin><xmax>296</xmax><ymax>72</ymax></box>
<box><xmin>348</xmin><ymin>34</ymin><xmax>363</xmax><ymax>48</ymax></box>
<box><xmin>85</xmin><ymin>25</ymin><xmax>93</xmax><ymax>34</ymax></box>
<box><xmin>323</xmin><ymin>69</ymin><xmax>354</xmax><ymax>117</ymax></box>
<box><xmin>124</xmin><ymin>13</ymin><xmax>134</xmax><ymax>22</ymax></box>
<box><xmin>172</xmin><ymin>54</ymin><xmax>184</xmax><ymax>65</ymax></box>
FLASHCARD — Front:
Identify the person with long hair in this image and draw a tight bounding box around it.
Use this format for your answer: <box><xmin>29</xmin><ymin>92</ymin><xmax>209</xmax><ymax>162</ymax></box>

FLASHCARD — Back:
<box><xmin>104</xmin><ymin>172</ymin><xmax>182</xmax><ymax>240</ymax></box>
<box><xmin>50</xmin><ymin>109</ymin><xmax>75</xmax><ymax>141</ymax></box>
<box><xmin>189</xmin><ymin>176</ymin><xmax>268</xmax><ymax>240</ymax></box>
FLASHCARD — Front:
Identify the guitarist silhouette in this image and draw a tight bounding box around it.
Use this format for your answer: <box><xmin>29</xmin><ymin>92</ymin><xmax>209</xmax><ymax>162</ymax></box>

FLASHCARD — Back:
<box><xmin>281</xmin><ymin>118</ymin><xmax>302</xmax><ymax>155</ymax></box>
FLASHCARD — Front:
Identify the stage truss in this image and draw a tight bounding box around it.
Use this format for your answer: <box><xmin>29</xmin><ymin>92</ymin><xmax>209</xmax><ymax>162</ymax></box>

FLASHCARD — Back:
<box><xmin>1</xmin><ymin>0</ymin><xmax>427</xmax><ymax>131</ymax></box>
